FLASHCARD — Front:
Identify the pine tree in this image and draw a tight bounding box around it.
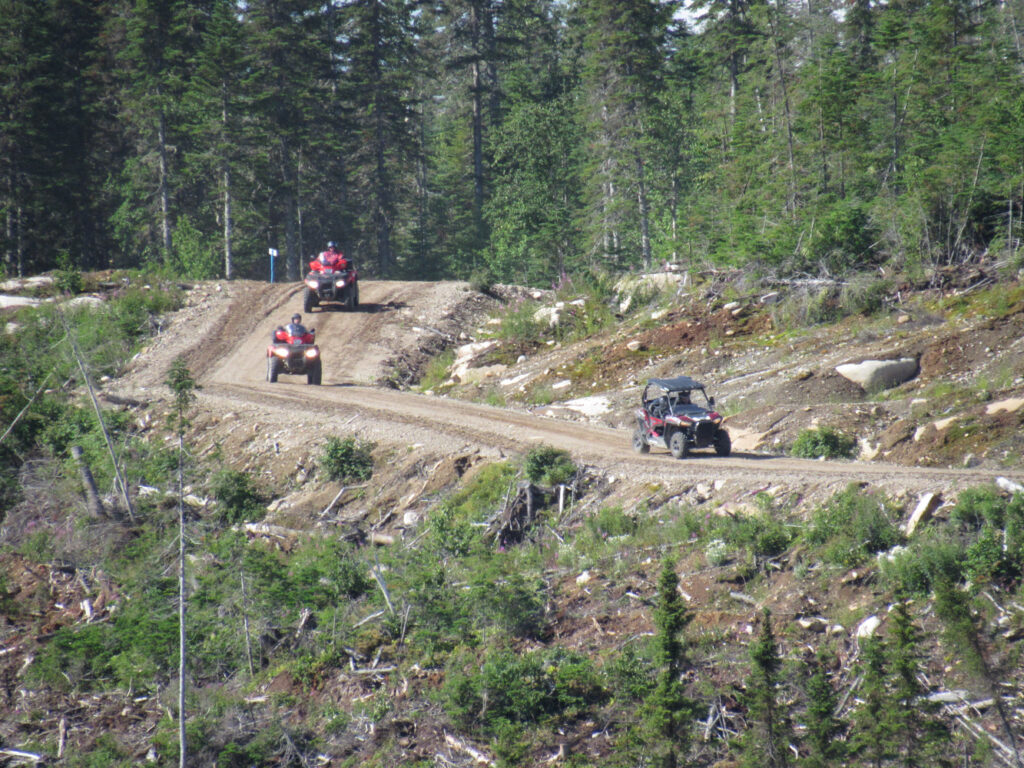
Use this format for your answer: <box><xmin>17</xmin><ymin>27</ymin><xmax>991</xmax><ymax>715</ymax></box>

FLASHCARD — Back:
<box><xmin>801</xmin><ymin>648</ymin><xmax>845</xmax><ymax>768</ymax></box>
<box><xmin>574</xmin><ymin>0</ymin><xmax>677</xmax><ymax>271</ymax></box>
<box><xmin>640</xmin><ymin>557</ymin><xmax>694</xmax><ymax>768</ymax></box>
<box><xmin>739</xmin><ymin>608</ymin><xmax>793</xmax><ymax>768</ymax></box>
<box><xmin>850</xmin><ymin>637</ymin><xmax>896</xmax><ymax>768</ymax></box>
<box><xmin>339</xmin><ymin>0</ymin><xmax>421</xmax><ymax>276</ymax></box>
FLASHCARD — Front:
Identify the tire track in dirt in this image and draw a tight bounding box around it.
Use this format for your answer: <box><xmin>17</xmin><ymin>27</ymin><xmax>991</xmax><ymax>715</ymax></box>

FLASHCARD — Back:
<box><xmin>133</xmin><ymin>279</ymin><xmax>1021</xmax><ymax>496</ymax></box>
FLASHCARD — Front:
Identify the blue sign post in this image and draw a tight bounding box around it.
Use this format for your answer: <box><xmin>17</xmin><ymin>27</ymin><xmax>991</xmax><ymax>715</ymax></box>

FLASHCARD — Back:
<box><xmin>268</xmin><ymin>248</ymin><xmax>278</xmax><ymax>283</ymax></box>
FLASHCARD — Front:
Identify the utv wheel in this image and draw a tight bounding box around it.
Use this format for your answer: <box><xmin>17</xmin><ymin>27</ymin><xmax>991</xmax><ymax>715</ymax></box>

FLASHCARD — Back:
<box><xmin>267</xmin><ymin>356</ymin><xmax>280</xmax><ymax>383</ymax></box>
<box><xmin>303</xmin><ymin>287</ymin><xmax>317</xmax><ymax>313</ymax></box>
<box><xmin>307</xmin><ymin>361</ymin><xmax>322</xmax><ymax>385</ymax></box>
<box><xmin>632</xmin><ymin>428</ymin><xmax>650</xmax><ymax>454</ymax></box>
<box><xmin>714</xmin><ymin>429</ymin><xmax>732</xmax><ymax>456</ymax></box>
<box><xmin>669</xmin><ymin>431</ymin><xmax>689</xmax><ymax>459</ymax></box>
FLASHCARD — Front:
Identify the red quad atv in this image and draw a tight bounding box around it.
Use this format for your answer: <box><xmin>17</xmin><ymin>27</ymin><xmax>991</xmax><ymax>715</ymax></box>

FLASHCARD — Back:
<box><xmin>267</xmin><ymin>323</ymin><xmax>322</xmax><ymax>385</ymax></box>
<box><xmin>632</xmin><ymin>376</ymin><xmax>731</xmax><ymax>459</ymax></box>
<box><xmin>303</xmin><ymin>255</ymin><xmax>359</xmax><ymax>312</ymax></box>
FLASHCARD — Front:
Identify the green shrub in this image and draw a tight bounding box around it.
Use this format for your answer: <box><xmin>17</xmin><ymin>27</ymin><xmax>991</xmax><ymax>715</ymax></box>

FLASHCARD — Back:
<box><xmin>319</xmin><ymin>435</ymin><xmax>375</xmax><ymax>483</ymax></box>
<box><xmin>707</xmin><ymin>512</ymin><xmax>794</xmax><ymax>559</ymax></box>
<box><xmin>879</xmin><ymin>530</ymin><xmax>963</xmax><ymax>596</ymax></box>
<box><xmin>586</xmin><ymin>506</ymin><xmax>639</xmax><ymax>539</ymax></box>
<box><xmin>210</xmin><ymin>468</ymin><xmax>265</xmax><ymax>524</ymax></box>
<box><xmin>523</xmin><ymin>444</ymin><xmax>577</xmax><ymax>486</ymax></box>
<box><xmin>791</xmin><ymin>427</ymin><xmax>857</xmax><ymax>459</ymax></box>
<box><xmin>55</xmin><ymin>252</ymin><xmax>83</xmax><ymax>295</ymax></box>
<box><xmin>805</xmin><ymin>485</ymin><xmax>902</xmax><ymax>567</ymax></box>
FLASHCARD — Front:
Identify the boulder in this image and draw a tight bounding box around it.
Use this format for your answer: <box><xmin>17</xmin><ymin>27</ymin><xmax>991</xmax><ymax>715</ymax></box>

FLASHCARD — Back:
<box><xmin>835</xmin><ymin>357</ymin><xmax>918</xmax><ymax>390</ymax></box>
<box><xmin>904</xmin><ymin>492</ymin><xmax>942</xmax><ymax>536</ymax></box>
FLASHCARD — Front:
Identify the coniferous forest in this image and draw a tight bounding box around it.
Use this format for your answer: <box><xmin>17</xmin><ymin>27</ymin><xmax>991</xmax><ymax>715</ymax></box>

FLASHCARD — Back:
<box><xmin>2</xmin><ymin>0</ymin><xmax>1023</xmax><ymax>287</ymax></box>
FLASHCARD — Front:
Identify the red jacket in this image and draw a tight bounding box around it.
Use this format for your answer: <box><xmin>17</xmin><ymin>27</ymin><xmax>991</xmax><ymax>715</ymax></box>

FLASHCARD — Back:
<box><xmin>311</xmin><ymin>249</ymin><xmax>348</xmax><ymax>272</ymax></box>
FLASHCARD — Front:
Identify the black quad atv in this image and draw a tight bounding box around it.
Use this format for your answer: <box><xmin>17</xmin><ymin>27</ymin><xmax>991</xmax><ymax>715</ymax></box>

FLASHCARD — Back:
<box><xmin>632</xmin><ymin>376</ymin><xmax>731</xmax><ymax>459</ymax></box>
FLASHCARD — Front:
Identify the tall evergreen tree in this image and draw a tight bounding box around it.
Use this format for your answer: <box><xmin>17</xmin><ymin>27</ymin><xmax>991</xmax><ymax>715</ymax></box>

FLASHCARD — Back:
<box><xmin>108</xmin><ymin>0</ymin><xmax>202</xmax><ymax>265</ymax></box>
<box><xmin>739</xmin><ymin>608</ymin><xmax>792</xmax><ymax>768</ymax></box>
<box><xmin>340</xmin><ymin>0</ymin><xmax>421</xmax><ymax>276</ymax></box>
<box><xmin>640</xmin><ymin>557</ymin><xmax>694</xmax><ymax>768</ymax></box>
<box><xmin>801</xmin><ymin>648</ymin><xmax>845</xmax><ymax>767</ymax></box>
<box><xmin>574</xmin><ymin>0</ymin><xmax>677</xmax><ymax>270</ymax></box>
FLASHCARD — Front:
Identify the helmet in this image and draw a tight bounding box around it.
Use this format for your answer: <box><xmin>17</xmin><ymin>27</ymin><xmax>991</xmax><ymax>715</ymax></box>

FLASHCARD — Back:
<box><xmin>291</xmin><ymin>314</ymin><xmax>301</xmax><ymax>324</ymax></box>
<box><xmin>327</xmin><ymin>241</ymin><xmax>337</xmax><ymax>250</ymax></box>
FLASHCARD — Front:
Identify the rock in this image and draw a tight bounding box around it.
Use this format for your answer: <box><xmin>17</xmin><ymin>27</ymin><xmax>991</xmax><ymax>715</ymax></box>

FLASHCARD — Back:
<box><xmin>722</xmin><ymin>301</ymin><xmax>741</xmax><ymax>312</ymax></box>
<box><xmin>576</xmin><ymin>570</ymin><xmax>592</xmax><ymax>585</ymax></box>
<box><xmin>985</xmin><ymin>397</ymin><xmax>1024</xmax><ymax>416</ymax></box>
<box><xmin>552</xmin><ymin>379</ymin><xmax>572</xmax><ymax>391</ymax></box>
<box><xmin>516</xmin><ymin>354</ymin><xmax>527</xmax><ymax>364</ymax></box>
<box><xmin>797</xmin><ymin>617</ymin><xmax>828</xmax><ymax>633</ymax></box>
<box><xmin>904</xmin><ymin>492</ymin><xmax>942</xmax><ymax>536</ymax></box>
<box><xmin>794</xmin><ymin>369</ymin><xmax>813</xmax><ymax>381</ymax></box>
<box><xmin>759</xmin><ymin>292</ymin><xmax>781</xmax><ymax>304</ymax></box>
<box><xmin>897</xmin><ymin>314</ymin><xmax>911</xmax><ymax>324</ymax></box>
<box><xmin>835</xmin><ymin>358</ymin><xmax>918</xmax><ymax>390</ymax></box>
<box><xmin>996</xmin><ymin>477</ymin><xmax>1024</xmax><ymax>494</ymax></box>
<box><xmin>533</xmin><ymin>306</ymin><xmax>562</xmax><ymax>327</ymax></box>
<box><xmin>626</xmin><ymin>340</ymin><xmax>642</xmax><ymax>351</ymax></box>
<box><xmin>856</xmin><ymin>615</ymin><xmax>882</xmax><ymax>639</ymax></box>
<box><xmin>650</xmin><ymin>308</ymin><xmax>668</xmax><ymax>321</ymax></box>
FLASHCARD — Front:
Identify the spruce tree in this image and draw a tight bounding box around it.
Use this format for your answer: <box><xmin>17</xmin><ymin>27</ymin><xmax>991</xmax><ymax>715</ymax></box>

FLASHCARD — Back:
<box><xmin>801</xmin><ymin>648</ymin><xmax>845</xmax><ymax>768</ymax></box>
<box><xmin>640</xmin><ymin>557</ymin><xmax>694</xmax><ymax>768</ymax></box>
<box><xmin>739</xmin><ymin>608</ymin><xmax>793</xmax><ymax>768</ymax></box>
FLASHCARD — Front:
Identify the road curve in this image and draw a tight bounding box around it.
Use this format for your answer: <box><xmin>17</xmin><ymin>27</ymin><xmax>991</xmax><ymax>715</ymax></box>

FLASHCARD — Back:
<box><xmin>193</xmin><ymin>280</ymin><xmax>1018</xmax><ymax>496</ymax></box>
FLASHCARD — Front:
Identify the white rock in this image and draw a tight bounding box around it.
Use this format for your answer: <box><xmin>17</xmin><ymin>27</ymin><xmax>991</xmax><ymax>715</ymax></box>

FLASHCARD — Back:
<box><xmin>552</xmin><ymin>379</ymin><xmax>572</xmax><ymax>390</ymax></box>
<box><xmin>576</xmin><ymin>570</ymin><xmax>592</xmax><ymax>585</ymax></box>
<box><xmin>835</xmin><ymin>358</ymin><xmax>918</xmax><ymax>390</ymax></box>
<box><xmin>856</xmin><ymin>615</ymin><xmax>882</xmax><ymax>638</ymax></box>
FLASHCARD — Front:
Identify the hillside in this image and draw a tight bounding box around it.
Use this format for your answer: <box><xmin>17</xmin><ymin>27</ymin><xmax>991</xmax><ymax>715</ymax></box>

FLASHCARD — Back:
<box><xmin>2</xmin><ymin>269</ymin><xmax>1024</xmax><ymax>767</ymax></box>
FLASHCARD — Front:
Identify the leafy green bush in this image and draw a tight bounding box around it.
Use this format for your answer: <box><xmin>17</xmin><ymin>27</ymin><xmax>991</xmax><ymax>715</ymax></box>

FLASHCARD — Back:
<box><xmin>805</xmin><ymin>485</ymin><xmax>902</xmax><ymax>567</ymax></box>
<box><xmin>523</xmin><ymin>444</ymin><xmax>576</xmax><ymax>486</ymax></box>
<box><xmin>791</xmin><ymin>427</ymin><xmax>857</xmax><ymax>459</ymax></box>
<box><xmin>585</xmin><ymin>506</ymin><xmax>639</xmax><ymax>539</ymax></box>
<box><xmin>879</xmin><ymin>530</ymin><xmax>963</xmax><ymax>596</ymax></box>
<box><xmin>210</xmin><ymin>468</ymin><xmax>265</xmax><ymax>524</ymax></box>
<box><xmin>319</xmin><ymin>435</ymin><xmax>375</xmax><ymax>482</ymax></box>
<box><xmin>442</xmin><ymin>646</ymin><xmax>606</xmax><ymax>735</ymax></box>
<box><xmin>707</xmin><ymin>512</ymin><xmax>794</xmax><ymax>559</ymax></box>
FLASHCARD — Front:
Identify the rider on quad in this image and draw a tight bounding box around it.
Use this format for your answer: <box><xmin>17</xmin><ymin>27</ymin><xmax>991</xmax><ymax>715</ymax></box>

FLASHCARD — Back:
<box><xmin>267</xmin><ymin>313</ymin><xmax>322</xmax><ymax>385</ymax></box>
<box><xmin>303</xmin><ymin>241</ymin><xmax>359</xmax><ymax>312</ymax></box>
<box><xmin>315</xmin><ymin>241</ymin><xmax>349</xmax><ymax>271</ymax></box>
<box><xmin>272</xmin><ymin>313</ymin><xmax>315</xmax><ymax>344</ymax></box>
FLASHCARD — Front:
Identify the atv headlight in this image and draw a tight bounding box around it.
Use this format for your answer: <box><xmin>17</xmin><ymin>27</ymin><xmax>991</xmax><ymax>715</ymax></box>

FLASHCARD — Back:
<box><xmin>305</xmin><ymin>279</ymin><xmax>318</xmax><ymax>290</ymax></box>
<box><xmin>335</xmin><ymin>278</ymin><xmax>346</xmax><ymax>287</ymax></box>
<box><xmin>304</xmin><ymin>348</ymin><xmax>319</xmax><ymax>359</ymax></box>
<box><xmin>273</xmin><ymin>347</ymin><xmax>289</xmax><ymax>358</ymax></box>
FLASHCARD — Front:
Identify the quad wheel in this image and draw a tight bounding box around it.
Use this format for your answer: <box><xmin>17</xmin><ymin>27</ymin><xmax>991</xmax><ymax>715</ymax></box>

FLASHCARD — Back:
<box><xmin>307</xmin><ymin>360</ymin><xmax>322</xmax><ymax>385</ymax></box>
<box><xmin>714</xmin><ymin>429</ymin><xmax>732</xmax><ymax>456</ymax></box>
<box><xmin>353</xmin><ymin>283</ymin><xmax>359</xmax><ymax>309</ymax></box>
<box><xmin>669</xmin><ymin>430</ymin><xmax>689</xmax><ymax>459</ymax></box>
<box><xmin>345</xmin><ymin>284</ymin><xmax>358</xmax><ymax>311</ymax></box>
<box><xmin>632</xmin><ymin>427</ymin><xmax>650</xmax><ymax>454</ymax></box>
<box><xmin>267</xmin><ymin>356</ymin><xmax>280</xmax><ymax>383</ymax></box>
<box><xmin>303</xmin><ymin>287</ymin><xmax>317</xmax><ymax>313</ymax></box>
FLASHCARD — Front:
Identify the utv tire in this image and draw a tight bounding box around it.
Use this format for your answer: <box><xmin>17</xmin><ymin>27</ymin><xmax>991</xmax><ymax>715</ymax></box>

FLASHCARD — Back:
<box><xmin>632</xmin><ymin>428</ymin><xmax>650</xmax><ymax>454</ymax></box>
<box><xmin>307</xmin><ymin>361</ymin><xmax>322</xmax><ymax>385</ymax></box>
<box><xmin>714</xmin><ymin>429</ymin><xmax>732</xmax><ymax>456</ymax></box>
<box><xmin>303</xmin><ymin>287</ymin><xmax>317</xmax><ymax>313</ymax></box>
<box><xmin>267</xmin><ymin>356</ymin><xmax>280</xmax><ymax>383</ymax></box>
<box><xmin>669</xmin><ymin>431</ymin><xmax>689</xmax><ymax>459</ymax></box>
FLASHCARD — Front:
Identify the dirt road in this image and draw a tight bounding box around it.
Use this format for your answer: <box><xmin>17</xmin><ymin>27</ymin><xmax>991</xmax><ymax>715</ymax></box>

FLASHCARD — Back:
<box><xmin>121</xmin><ymin>279</ymin><xmax>1017</xmax><ymax>497</ymax></box>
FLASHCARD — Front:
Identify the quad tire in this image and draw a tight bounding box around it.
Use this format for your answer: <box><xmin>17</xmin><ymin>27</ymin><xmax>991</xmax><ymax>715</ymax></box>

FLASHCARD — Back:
<box><xmin>267</xmin><ymin>356</ymin><xmax>280</xmax><ymax>383</ymax></box>
<box><xmin>632</xmin><ymin>427</ymin><xmax>650</xmax><ymax>454</ymax></box>
<box><xmin>353</xmin><ymin>283</ymin><xmax>359</xmax><ymax>309</ymax></box>
<box><xmin>307</xmin><ymin>360</ymin><xmax>322</xmax><ymax>385</ymax></box>
<box><xmin>670</xmin><ymin>430</ymin><xmax>689</xmax><ymax>459</ymax></box>
<box><xmin>345</xmin><ymin>285</ymin><xmax>357</xmax><ymax>311</ymax></box>
<box><xmin>714</xmin><ymin>429</ymin><xmax>732</xmax><ymax>456</ymax></box>
<box><xmin>303</xmin><ymin>287</ymin><xmax>317</xmax><ymax>313</ymax></box>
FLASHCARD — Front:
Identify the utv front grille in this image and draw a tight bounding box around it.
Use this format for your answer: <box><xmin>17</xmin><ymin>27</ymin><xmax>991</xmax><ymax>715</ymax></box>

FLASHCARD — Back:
<box><xmin>695</xmin><ymin>421</ymin><xmax>716</xmax><ymax>445</ymax></box>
